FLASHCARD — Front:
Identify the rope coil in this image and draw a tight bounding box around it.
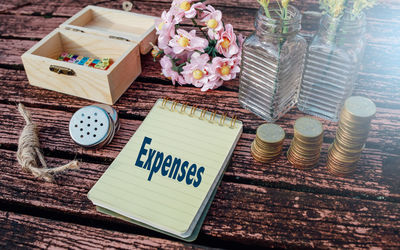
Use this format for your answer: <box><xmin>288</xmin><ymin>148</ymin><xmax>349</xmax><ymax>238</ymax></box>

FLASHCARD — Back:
<box><xmin>16</xmin><ymin>104</ymin><xmax>79</xmax><ymax>182</ymax></box>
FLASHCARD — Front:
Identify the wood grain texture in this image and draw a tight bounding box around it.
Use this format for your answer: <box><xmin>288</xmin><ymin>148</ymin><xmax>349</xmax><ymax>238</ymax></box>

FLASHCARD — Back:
<box><xmin>1</xmin><ymin>68</ymin><xmax>399</xmax><ymax>154</ymax></box>
<box><xmin>0</xmin><ymin>103</ymin><xmax>399</xmax><ymax>201</ymax></box>
<box><xmin>0</xmin><ymin>211</ymin><xmax>209</xmax><ymax>249</ymax></box>
<box><xmin>0</xmin><ymin>0</ymin><xmax>399</xmax><ymax>248</ymax></box>
<box><xmin>2</xmin><ymin>40</ymin><xmax>400</xmax><ymax>109</ymax></box>
<box><xmin>0</xmin><ymin>148</ymin><xmax>399</xmax><ymax>248</ymax></box>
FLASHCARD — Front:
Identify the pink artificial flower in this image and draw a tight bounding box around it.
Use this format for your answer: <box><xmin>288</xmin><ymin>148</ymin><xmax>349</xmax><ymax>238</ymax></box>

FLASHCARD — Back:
<box><xmin>181</xmin><ymin>52</ymin><xmax>210</xmax><ymax>88</ymax></box>
<box><xmin>200</xmin><ymin>5</ymin><xmax>223</xmax><ymax>40</ymax></box>
<box><xmin>236</xmin><ymin>34</ymin><xmax>245</xmax><ymax>58</ymax></box>
<box><xmin>201</xmin><ymin>77</ymin><xmax>223</xmax><ymax>91</ymax></box>
<box><xmin>216</xmin><ymin>24</ymin><xmax>239</xmax><ymax>58</ymax></box>
<box><xmin>210</xmin><ymin>56</ymin><xmax>241</xmax><ymax>81</ymax></box>
<box><xmin>156</xmin><ymin>11</ymin><xmax>177</xmax><ymax>50</ymax></box>
<box><xmin>160</xmin><ymin>55</ymin><xmax>183</xmax><ymax>85</ymax></box>
<box><xmin>171</xmin><ymin>0</ymin><xmax>205</xmax><ymax>22</ymax></box>
<box><xmin>169</xmin><ymin>29</ymin><xmax>208</xmax><ymax>54</ymax></box>
<box><xmin>231</xmin><ymin>33</ymin><xmax>245</xmax><ymax>63</ymax></box>
<box><xmin>156</xmin><ymin>10</ymin><xmax>175</xmax><ymax>37</ymax></box>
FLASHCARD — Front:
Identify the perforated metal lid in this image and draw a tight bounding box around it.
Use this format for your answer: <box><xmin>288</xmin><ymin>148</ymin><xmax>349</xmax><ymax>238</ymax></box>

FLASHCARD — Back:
<box><xmin>91</xmin><ymin>104</ymin><xmax>120</xmax><ymax>131</ymax></box>
<box><xmin>69</xmin><ymin>106</ymin><xmax>111</xmax><ymax>147</ymax></box>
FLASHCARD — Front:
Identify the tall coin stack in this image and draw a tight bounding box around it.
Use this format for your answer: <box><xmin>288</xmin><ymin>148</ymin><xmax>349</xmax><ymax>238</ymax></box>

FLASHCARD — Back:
<box><xmin>251</xmin><ymin>123</ymin><xmax>285</xmax><ymax>163</ymax></box>
<box><xmin>287</xmin><ymin>117</ymin><xmax>324</xmax><ymax>169</ymax></box>
<box><xmin>327</xmin><ymin>96</ymin><xmax>376</xmax><ymax>176</ymax></box>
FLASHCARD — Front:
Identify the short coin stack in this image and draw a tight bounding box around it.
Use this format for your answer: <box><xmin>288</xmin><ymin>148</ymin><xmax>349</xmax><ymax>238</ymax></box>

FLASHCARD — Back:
<box><xmin>251</xmin><ymin>123</ymin><xmax>285</xmax><ymax>163</ymax></box>
<box><xmin>327</xmin><ymin>96</ymin><xmax>376</xmax><ymax>176</ymax></box>
<box><xmin>287</xmin><ymin>117</ymin><xmax>324</xmax><ymax>169</ymax></box>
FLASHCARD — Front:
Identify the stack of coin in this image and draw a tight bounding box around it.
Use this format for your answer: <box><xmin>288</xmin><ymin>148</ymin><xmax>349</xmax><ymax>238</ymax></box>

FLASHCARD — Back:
<box><xmin>251</xmin><ymin>123</ymin><xmax>285</xmax><ymax>163</ymax></box>
<box><xmin>327</xmin><ymin>96</ymin><xmax>376</xmax><ymax>176</ymax></box>
<box><xmin>287</xmin><ymin>117</ymin><xmax>324</xmax><ymax>169</ymax></box>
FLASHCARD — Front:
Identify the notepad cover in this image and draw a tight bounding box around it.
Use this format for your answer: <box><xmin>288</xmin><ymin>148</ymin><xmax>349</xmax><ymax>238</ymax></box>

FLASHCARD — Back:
<box><xmin>88</xmin><ymin>99</ymin><xmax>242</xmax><ymax>239</ymax></box>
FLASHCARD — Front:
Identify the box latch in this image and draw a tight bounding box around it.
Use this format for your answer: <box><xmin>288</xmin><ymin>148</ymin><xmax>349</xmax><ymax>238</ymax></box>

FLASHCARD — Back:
<box><xmin>49</xmin><ymin>65</ymin><xmax>75</xmax><ymax>75</ymax></box>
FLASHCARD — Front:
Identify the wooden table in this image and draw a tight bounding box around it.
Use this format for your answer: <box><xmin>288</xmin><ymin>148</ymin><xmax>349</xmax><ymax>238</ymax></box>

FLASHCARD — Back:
<box><xmin>1</xmin><ymin>0</ymin><xmax>399</xmax><ymax>248</ymax></box>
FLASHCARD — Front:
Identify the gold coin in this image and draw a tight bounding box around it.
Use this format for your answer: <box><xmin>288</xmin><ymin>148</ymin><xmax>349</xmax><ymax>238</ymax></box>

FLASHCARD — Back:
<box><xmin>254</xmin><ymin>138</ymin><xmax>283</xmax><ymax>151</ymax></box>
<box><xmin>252</xmin><ymin>141</ymin><xmax>282</xmax><ymax>157</ymax></box>
<box><xmin>294</xmin><ymin>116</ymin><xmax>324</xmax><ymax>140</ymax></box>
<box><xmin>256</xmin><ymin>123</ymin><xmax>285</xmax><ymax>144</ymax></box>
<box><xmin>251</xmin><ymin>144</ymin><xmax>281</xmax><ymax>163</ymax></box>
<box><xmin>343</xmin><ymin>96</ymin><xmax>376</xmax><ymax>120</ymax></box>
<box><xmin>328</xmin><ymin>145</ymin><xmax>361</xmax><ymax>164</ymax></box>
<box><xmin>287</xmin><ymin>147</ymin><xmax>320</xmax><ymax>168</ymax></box>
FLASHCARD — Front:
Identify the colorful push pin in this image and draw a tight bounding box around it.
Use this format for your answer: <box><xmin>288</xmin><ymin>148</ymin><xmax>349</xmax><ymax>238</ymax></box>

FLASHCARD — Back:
<box><xmin>94</xmin><ymin>62</ymin><xmax>104</xmax><ymax>69</ymax></box>
<box><xmin>102</xmin><ymin>58</ymin><xmax>110</xmax><ymax>65</ymax></box>
<box><xmin>89</xmin><ymin>59</ymin><xmax>100</xmax><ymax>67</ymax></box>
<box><xmin>78</xmin><ymin>57</ymin><xmax>89</xmax><ymax>65</ymax></box>
<box><xmin>69</xmin><ymin>55</ymin><xmax>78</xmax><ymax>63</ymax></box>
<box><xmin>61</xmin><ymin>52</ymin><xmax>68</xmax><ymax>57</ymax></box>
<box><xmin>85</xmin><ymin>58</ymin><xmax>94</xmax><ymax>66</ymax></box>
<box><xmin>74</xmin><ymin>56</ymin><xmax>83</xmax><ymax>64</ymax></box>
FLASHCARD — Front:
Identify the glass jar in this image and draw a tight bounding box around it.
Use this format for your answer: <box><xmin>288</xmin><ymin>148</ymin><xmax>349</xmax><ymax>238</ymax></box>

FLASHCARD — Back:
<box><xmin>238</xmin><ymin>5</ymin><xmax>307</xmax><ymax>122</ymax></box>
<box><xmin>297</xmin><ymin>10</ymin><xmax>367</xmax><ymax>122</ymax></box>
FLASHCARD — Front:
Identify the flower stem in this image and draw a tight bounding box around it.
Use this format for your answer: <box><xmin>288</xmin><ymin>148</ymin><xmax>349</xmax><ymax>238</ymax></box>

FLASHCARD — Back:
<box><xmin>191</xmin><ymin>18</ymin><xmax>210</xmax><ymax>41</ymax></box>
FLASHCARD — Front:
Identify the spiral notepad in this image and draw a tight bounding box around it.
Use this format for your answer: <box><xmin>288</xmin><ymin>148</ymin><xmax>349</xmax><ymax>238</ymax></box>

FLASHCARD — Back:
<box><xmin>88</xmin><ymin>98</ymin><xmax>243</xmax><ymax>241</ymax></box>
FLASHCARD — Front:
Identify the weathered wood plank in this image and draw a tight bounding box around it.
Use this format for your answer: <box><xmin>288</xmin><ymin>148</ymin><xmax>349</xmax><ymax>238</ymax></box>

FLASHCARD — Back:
<box><xmin>0</xmin><ymin>211</ymin><xmax>209</xmax><ymax>249</ymax></box>
<box><xmin>1</xmin><ymin>0</ymin><xmax>399</xmax><ymax>56</ymax></box>
<box><xmin>1</xmin><ymin>40</ymin><xmax>399</xmax><ymax>109</ymax></box>
<box><xmin>0</xmin><ymin>6</ymin><xmax>397</xmax><ymax>46</ymax></box>
<box><xmin>1</xmin><ymin>0</ymin><xmax>399</xmax><ymax>21</ymax></box>
<box><xmin>0</xmin><ymin>148</ymin><xmax>399</xmax><ymax>248</ymax></box>
<box><xmin>0</xmin><ymin>0</ymin><xmax>398</xmax><ymax>248</ymax></box>
<box><xmin>0</xmin><ymin>67</ymin><xmax>399</xmax><ymax>154</ymax></box>
<box><xmin>1</xmin><ymin>103</ymin><xmax>399</xmax><ymax>200</ymax></box>
<box><xmin>2</xmin><ymin>25</ymin><xmax>400</xmax><ymax>79</ymax></box>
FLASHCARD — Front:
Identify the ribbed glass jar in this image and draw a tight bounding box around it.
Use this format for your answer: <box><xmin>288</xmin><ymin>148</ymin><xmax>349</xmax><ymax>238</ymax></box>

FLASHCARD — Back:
<box><xmin>297</xmin><ymin>10</ymin><xmax>367</xmax><ymax>121</ymax></box>
<box><xmin>238</xmin><ymin>5</ymin><xmax>307</xmax><ymax>122</ymax></box>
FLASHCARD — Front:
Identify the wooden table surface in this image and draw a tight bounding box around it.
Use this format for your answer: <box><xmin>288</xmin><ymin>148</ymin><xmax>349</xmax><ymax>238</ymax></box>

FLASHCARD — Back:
<box><xmin>1</xmin><ymin>0</ymin><xmax>399</xmax><ymax>248</ymax></box>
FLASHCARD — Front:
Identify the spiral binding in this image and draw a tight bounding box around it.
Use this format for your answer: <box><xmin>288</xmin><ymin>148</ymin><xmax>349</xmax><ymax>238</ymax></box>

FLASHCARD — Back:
<box><xmin>160</xmin><ymin>97</ymin><xmax>238</xmax><ymax>128</ymax></box>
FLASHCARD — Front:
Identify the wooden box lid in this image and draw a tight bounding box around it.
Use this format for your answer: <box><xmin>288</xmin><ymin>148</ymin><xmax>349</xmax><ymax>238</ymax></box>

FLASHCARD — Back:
<box><xmin>60</xmin><ymin>5</ymin><xmax>159</xmax><ymax>54</ymax></box>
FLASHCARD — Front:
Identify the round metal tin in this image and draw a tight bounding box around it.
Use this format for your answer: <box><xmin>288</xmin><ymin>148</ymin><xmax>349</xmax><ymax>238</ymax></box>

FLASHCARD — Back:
<box><xmin>69</xmin><ymin>106</ymin><xmax>112</xmax><ymax>148</ymax></box>
<box><xmin>91</xmin><ymin>104</ymin><xmax>120</xmax><ymax>132</ymax></box>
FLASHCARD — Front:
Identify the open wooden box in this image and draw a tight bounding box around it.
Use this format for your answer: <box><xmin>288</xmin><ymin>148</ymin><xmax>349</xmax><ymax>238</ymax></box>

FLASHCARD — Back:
<box><xmin>22</xmin><ymin>5</ymin><xmax>158</xmax><ymax>104</ymax></box>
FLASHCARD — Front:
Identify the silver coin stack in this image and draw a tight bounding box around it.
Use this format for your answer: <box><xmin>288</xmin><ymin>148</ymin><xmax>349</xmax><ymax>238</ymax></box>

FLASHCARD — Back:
<box><xmin>69</xmin><ymin>104</ymin><xmax>120</xmax><ymax>148</ymax></box>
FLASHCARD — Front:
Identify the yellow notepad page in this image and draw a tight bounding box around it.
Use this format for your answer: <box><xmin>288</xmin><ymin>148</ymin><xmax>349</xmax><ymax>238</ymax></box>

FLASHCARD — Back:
<box><xmin>88</xmin><ymin>99</ymin><xmax>242</xmax><ymax>237</ymax></box>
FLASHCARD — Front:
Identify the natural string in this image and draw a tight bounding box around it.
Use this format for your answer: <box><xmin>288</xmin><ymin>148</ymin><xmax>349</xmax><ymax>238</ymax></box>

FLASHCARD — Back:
<box><xmin>16</xmin><ymin>104</ymin><xmax>79</xmax><ymax>182</ymax></box>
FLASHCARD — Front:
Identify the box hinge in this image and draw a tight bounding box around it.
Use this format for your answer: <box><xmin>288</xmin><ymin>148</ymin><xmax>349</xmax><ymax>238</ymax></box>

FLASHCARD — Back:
<box><xmin>109</xmin><ymin>35</ymin><xmax>130</xmax><ymax>42</ymax></box>
<box><xmin>65</xmin><ymin>27</ymin><xmax>84</xmax><ymax>33</ymax></box>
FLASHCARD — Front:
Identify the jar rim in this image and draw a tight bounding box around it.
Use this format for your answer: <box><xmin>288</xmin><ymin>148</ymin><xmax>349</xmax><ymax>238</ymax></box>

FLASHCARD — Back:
<box><xmin>324</xmin><ymin>11</ymin><xmax>366</xmax><ymax>21</ymax></box>
<box><xmin>256</xmin><ymin>4</ymin><xmax>302</xmax><ymax>25</ymax></box>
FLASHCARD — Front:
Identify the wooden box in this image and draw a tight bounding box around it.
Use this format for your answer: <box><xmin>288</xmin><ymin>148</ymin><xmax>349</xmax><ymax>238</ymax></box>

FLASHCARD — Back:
<box><xmin>22</xmin><ymin>5</ymin><xmax>158</xmax><ymax>105</ymax></box>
